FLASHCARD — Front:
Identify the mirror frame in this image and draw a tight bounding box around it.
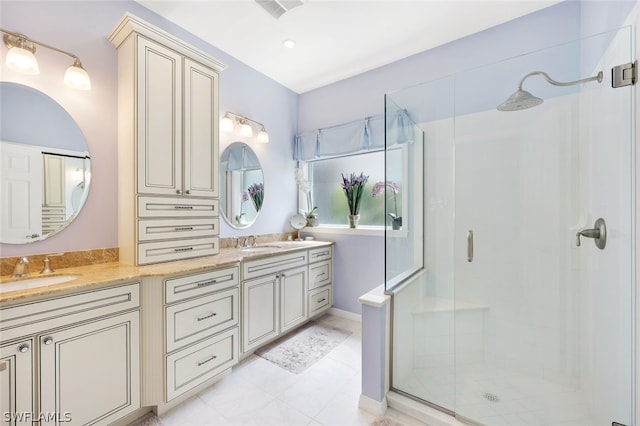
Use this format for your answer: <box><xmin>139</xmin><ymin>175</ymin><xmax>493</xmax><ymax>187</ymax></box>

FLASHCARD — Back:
<box><xmin>219</xmin><ymin>142</ymin><xmax>264</xmax><ymax>229</ymax></box>
<box><xmin>0</xmin><ymin>82</ymin><xmax>91</xmax><ymax>244</ymax></box>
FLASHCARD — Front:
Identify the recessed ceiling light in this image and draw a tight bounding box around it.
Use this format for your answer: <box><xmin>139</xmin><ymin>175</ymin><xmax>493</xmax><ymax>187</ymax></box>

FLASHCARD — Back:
<box><xmin>283</xmin><ymin>39</ymin><xmax>295</xmax><ymax>49</ymax></box>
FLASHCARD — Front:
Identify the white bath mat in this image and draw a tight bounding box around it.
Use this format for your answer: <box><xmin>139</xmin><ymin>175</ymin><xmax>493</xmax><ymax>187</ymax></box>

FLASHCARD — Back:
<box><xmin>255</xmin><ymin>320</ymin><xmax>351</xmax><ymax>374</ymax></box>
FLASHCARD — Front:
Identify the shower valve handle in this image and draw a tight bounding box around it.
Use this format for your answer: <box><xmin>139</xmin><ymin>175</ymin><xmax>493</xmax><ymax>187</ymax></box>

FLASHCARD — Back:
<box><xmin>576</xmin><ymin>218</ymin><xmax>606</xmax><ymax>250</ymax></box>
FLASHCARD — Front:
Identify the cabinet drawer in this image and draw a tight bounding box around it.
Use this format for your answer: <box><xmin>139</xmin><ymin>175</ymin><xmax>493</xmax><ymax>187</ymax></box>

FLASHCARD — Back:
<box><xmin>308</xmin><ymin>286</ymin><xmax>331</xmax><ymax>317</ymax></box>
<box><xmin>308</xmin><ymin>260</ymin><xmax>331</xmax><ymax>291</ymax></box>
<box><xmin>138</xmin><ymin>237</ymin><xmax>219</xmax><ymax>265</ymax></box>
<box><xmin>166</xmin><ymin>327</ymin><xmax>238</xmax><ymax>401</ymax></box>
<box><xmin>243</xmin><ymin>251</ymin><xmax>308</xmax><ymax>281</ymax></box>
<box><xmin>309</xmin><ymin>246</ymin><xmax>332</xmax><ymax>263</ymax></box>
<box><xmin>138</xmin><ymin>196</ymin><xmax>218</xmax><ymax>218</ymax></box>
<box><xmin>166</xmin><ymin>288</ymin><xmax>239</xmax><ymax>353</ymax></box>
<box><xmin>165</xmin><ymin>266</ymin><xmax>239</xmax><ymax>304</ymax></box>
<box><xmin>138</xmin><ymin>217</ymin><xmax>218</xmax><ymax>242</ymax></box>
<box><xmin>0</xmin><ymin>282</ymin><xmax>139</xmax><ymax>342</ymax></box>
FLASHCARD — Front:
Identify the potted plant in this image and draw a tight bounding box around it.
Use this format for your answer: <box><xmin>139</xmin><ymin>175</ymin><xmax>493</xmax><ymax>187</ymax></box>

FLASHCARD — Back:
<box><xmin>305</xmin><ymin>206</ymin><xmax>319</xmax><ymax>227</ymax></box>
<box><xmin>372</xmin><ymin>180</ymin><xmax>402</xmax><ymax>230</ymax></box>
<box><xmin>340</xmin><ymin>172</ymin><xmax>369</xmax><ymax>228</ymax></box>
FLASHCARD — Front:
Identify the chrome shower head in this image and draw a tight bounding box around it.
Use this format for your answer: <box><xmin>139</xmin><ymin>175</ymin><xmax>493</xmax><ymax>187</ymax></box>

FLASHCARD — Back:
<box><xmin>497</xmin><ymin>89</ymin><xmax>543</xmax><ymax>111</ymax></box>
<box><xmin>497</xmin><ymin>70</ymin><xmax>603</xmax><ymax>112</ymax></box>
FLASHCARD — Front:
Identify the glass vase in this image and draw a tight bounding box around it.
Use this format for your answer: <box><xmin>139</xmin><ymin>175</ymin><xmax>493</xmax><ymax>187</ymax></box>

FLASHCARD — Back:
<box><xmin>348</xmin><ymin>214</ymin><xmax>360</xmax><ymax>228</ymax></box>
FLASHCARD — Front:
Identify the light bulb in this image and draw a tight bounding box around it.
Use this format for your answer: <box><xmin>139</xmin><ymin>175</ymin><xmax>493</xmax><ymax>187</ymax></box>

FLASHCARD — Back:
<box><xmin>257</xmin><ymin>127</ymin><xmax>269</xmax><ymax>143</ymax></box>
<box><xmin>64</xmin><ymin>59</ymin><xmax>91</xmax><ymax>90</ymax></box>
<box><xmin>239</xmin><ymin>122</ymin><xmax>253</xmax><ymax>137</ymax></box>
<box><xmin>220</xmin><ymin>115</ymin><xmax>234</xmax><ymax>133</ymax></box>
<box><xmin>6</xmin><ymin>45</ymin><xmax>39</xmax><ymax>74</ymax></box>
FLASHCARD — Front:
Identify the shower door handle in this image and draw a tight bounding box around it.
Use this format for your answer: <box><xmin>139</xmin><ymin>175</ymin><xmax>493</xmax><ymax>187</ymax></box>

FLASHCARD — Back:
<box><xmin>576</xmin><ymin>218</ymin><xmax>606</xmax><ymax>250</ymax></box>
<box><xmin>467</xmin><ymin>230</ymin><xmax>473</xmax><ymax>262</ymax></box>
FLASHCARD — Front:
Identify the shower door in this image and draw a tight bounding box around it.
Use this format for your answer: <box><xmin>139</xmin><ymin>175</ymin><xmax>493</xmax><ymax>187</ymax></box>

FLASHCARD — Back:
<box><xmin>454</xmin><ymin>27</ymin><xmax>634</xmax><ymax>426</ymax></box>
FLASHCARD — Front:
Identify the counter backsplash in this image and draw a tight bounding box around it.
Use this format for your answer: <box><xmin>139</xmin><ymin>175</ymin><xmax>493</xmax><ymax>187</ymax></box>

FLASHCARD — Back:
<box><xmin>0</xmin><ymin>232</ymin><xmax>300</xmax><ymax>276</ymax></box>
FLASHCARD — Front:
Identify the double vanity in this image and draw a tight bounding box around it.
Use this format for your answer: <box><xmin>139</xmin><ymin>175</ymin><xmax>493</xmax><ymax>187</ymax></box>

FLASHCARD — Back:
<box><xmin>0</xmin><ymin>240</ymin><xmax>333</xmax><ymax>425</ymax></box>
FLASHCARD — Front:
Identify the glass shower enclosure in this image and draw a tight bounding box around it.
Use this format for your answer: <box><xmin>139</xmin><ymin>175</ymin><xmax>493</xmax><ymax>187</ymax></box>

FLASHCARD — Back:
<box><xmin>386</xmin><ymin>26</ymin><xmax>635</xmax><ymax>426</ymax></box>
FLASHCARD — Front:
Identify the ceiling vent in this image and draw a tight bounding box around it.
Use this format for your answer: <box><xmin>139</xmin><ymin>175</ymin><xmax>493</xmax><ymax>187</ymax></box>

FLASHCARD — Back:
<box><xmin>254</xmin><ymin>0</ymin><xmax>303</xmax><ymax>19</ymax></box>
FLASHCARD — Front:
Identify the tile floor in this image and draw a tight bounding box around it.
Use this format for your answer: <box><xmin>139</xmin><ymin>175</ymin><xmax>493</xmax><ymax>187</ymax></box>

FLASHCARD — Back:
<box><xmin>137</xmin><ymin>313</ymin><xmax>428</xmax><ymax>426</ymax></box>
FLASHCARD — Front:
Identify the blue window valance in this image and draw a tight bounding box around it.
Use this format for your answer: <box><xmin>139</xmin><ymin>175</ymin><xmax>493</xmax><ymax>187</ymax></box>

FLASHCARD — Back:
<box><xmin>293</xmin><ymin>109</ymin><xmax>413</xmax><ymax>162</ymax></box>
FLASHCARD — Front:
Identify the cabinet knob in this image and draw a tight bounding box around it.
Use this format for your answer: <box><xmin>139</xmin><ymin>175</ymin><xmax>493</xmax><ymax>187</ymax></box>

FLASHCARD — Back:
<box><xmin>185</xmin><ymin>190</ymin><xmax>191</xmax><ymax>195</ymax></box>
<box><xmin>18</xmin><ymin>343</ymin><xmax>29</xmax><ymax>353</ymax></box>
<box><xmin>42</xmin><ymin>336</ymin><xmax>53</xmax><ymax>345</ymax></box>
<box><xmin>176</xmin><ymin>189</ymin><xmax>182</xmax><ymax>195</ymax></box>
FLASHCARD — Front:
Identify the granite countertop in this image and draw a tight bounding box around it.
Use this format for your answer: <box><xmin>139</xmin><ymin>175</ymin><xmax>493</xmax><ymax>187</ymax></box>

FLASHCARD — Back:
<box><xmin>0</xmin><ymin>240</ymin><xmax>333</xmax><ymax>304</ymax></box>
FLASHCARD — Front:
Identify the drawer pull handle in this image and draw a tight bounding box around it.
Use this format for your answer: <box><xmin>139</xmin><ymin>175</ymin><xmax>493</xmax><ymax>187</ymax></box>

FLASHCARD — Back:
<box><xmin>174</xmin><ymin>247</ymin><xmax>194</xmax><ymax>252</ymax></box>
<box><xmin>197</xmin><ymin>312</ymin><xmax>217</xmax><ymax>321</ymax></box>
<box><xmin>317</xmin><ymin>272</ymin><xmax>326</xmax><ymax>277</ymax></box>
<box><xmin>174</xmin><ymin>227</ymin><xmax>194</xmax><ymax>231</ymax></box>
<box><xmin>174</xmin><ymin>205</ymin><xmax>194</xmax><ymax>210</ymax></box>
<box><xmin>196</xmin><ymin>279</ymin><xmax>217</xmax><ymax>287</ymax></box>
<box><xmin>318</xmin><ymin>298</ymin><xmax>327</xmax><ymax>303</ymax></box>
<box><xmin>197</xmin><ymin>355</ymin><xmax>217</xmax><ymax>366</ymax></box>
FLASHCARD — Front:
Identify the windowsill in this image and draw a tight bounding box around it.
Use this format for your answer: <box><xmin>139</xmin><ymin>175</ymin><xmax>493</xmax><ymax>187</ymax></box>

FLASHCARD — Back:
<box><xmin>301</xmin><ymin>225</ymin><xmax>408</xmax><ymax>237</ymax></box>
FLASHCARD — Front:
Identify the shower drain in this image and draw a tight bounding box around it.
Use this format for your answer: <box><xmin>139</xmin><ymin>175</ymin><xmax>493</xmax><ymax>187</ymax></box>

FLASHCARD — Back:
<box><xmin>482</xmin><ymin>392</ymin><xmax>500</xmax><ymax>403</ymax></box>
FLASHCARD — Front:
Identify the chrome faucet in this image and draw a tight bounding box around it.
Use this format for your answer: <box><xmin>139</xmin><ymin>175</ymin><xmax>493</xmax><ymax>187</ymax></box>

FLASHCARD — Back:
<box><xmin>246</xmin><ymin>235</ymin><xmax>257</xmax><ymax>247</ymax></box>
<box><xmin>236</xmin><ymin>237</ymin><xmax>246</xmax><ymax>248</ymax></box>
<box><xmin>40</xmin><ymin>253</ymin><xmax>65</xmax><ymax>274</ymax></box>
<box><xmin>12</xmin><ymin>257</ymin><xmax>29</xmax><ymax>278</ymax></box>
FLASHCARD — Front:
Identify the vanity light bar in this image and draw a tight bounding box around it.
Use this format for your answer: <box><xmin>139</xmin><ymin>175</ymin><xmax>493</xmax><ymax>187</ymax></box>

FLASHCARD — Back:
<box><xmin>0</xmin><ymin>28</ymin><xmax>91</xmax><ymax>90</ymax></box>
<box><xmin>221</xmin><ymin>111</ymin><xmax>269</xmax><ymax>143</ymax></box>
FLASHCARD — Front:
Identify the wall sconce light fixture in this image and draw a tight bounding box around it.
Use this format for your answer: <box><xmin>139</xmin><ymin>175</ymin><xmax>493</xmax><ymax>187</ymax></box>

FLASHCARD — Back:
<box><xmin>221</xmin><ymin>111</ymin><xmax>269</xmax><ymax>143</ymax></box>
<box><xmin>1</xmin><ymin>28</ymin><xmax>91</xmax><ymax>90</ymax></box>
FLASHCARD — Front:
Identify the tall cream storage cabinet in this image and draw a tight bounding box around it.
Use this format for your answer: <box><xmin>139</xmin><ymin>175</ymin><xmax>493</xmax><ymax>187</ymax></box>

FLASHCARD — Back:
<box><xmin>109</xmin><ymin>13</ymin><xmax>227</xmax><ymax>266</ymax></box>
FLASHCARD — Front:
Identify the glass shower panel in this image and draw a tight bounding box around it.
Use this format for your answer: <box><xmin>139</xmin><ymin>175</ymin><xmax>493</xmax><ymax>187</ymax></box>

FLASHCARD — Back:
<box><xmin>453</xmin><ymin>27</ymin><xmax>634</xmax><ymax>426</ymax></box>
<box><xmin>387</xmin><ymin>76</ymin><xmax>455</xmax><ymax>411</ymax></box>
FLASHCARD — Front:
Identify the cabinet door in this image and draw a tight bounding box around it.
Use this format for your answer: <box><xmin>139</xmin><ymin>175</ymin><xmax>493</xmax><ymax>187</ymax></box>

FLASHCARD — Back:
<box><xmin>183</xmin><ymin>58</ymin><xmax>218</xmax><ymax>198</ymax></box>
<box><xmin>242</xmin><ymin>275</ymin><xmax>279</xmax><ymax>352</ymax></box>
<box><xmin>280</xmin><ymin>266</ymin><xmax>308</xmax><ymax>333</ymax></box>
<box><xmin>0</xmin><ymin>340</ymin><xmax>33</xmax><ymax>426</ymax></box>
<box><xmin>137</xmin><ymin>37</ymin><xmax>183</xmax><ymax>196</ymax></box>
<box><xmin>42</xmin><ymin>154</ymin><xmax>65</xmax><ymax>207</ymax></box>
<box><xmin>39</xmin><ymin>312</ymin><xmax>140</xmax><ymax>426</ymax></box>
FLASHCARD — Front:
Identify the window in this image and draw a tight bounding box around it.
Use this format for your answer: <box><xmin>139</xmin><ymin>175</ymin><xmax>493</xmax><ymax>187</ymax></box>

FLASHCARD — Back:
<box><xmin>304</xmin><ymin>147</ymin><xmax>404</xmax><ymax>227</ymax></box>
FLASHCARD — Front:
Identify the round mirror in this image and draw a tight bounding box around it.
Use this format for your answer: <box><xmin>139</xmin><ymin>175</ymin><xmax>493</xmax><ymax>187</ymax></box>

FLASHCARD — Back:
<box><xmin>219</xmin><ymin>142</ymin><xmax>263</xmax><ymax>229</ymax></box>
<box><xmin>0</xmin><ymin>82</ymin><xmax>91</xmax><ymax>244</ymax></box>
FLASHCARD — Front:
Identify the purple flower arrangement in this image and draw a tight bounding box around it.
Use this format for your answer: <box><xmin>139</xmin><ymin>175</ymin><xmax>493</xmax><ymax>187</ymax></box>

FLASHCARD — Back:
<box><xmin>247</xmin><ymin>183</ymin><xmax>264</xmax><ymax>212</ymax></box>
<box><xmin>372</xmin><ymin>181</ymin><xmax>400</xmax><ymax>219</ymax></box>
<box><xmin>340</xmin><ymin>172</ymin><xmax>369</xmax><ymax>215</ymax></box>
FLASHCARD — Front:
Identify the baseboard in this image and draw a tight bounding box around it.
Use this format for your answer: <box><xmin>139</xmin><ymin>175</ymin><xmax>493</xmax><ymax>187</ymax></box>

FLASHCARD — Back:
<box><xmin>359</xmin><ymin>393</ymin><xmax>388</xmax><ymax>415</ymax></box>
<box><xmin>328</xmin><ymin>307</ymin><xmax>362</xmax><ymax>322</ymax></box>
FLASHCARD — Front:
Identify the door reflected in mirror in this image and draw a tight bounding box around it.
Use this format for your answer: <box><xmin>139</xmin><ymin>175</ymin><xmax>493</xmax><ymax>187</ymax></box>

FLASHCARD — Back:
<box><xmin>219</xmin><ymin>142</ymin><xmax>263</xmax><ymax>229</ymax></box>
<box><xmin>0</xmin><ymin>82</ymin><xmax>91</xmax><ymax>244</ymax></box>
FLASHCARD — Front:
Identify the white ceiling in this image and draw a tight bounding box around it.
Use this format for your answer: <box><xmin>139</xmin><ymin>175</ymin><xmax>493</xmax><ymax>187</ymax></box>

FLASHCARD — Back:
<box><xmin>136</xmin><ymin>0</ymin><xmax>563</xmax><ymax>94</ymax></box>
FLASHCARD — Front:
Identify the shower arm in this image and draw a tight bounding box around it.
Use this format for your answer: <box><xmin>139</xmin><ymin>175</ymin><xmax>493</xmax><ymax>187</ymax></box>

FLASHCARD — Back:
<box><xmin>517</xmin><ymin>70</ymin><xmax>604</xmax><ymax>90</ymax></box>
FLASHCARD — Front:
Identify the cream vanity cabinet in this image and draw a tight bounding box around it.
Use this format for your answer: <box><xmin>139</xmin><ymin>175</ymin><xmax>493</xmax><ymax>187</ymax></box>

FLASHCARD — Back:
<box><xmin>164</xmin><ymin>266</ymin><xmax>240</xmax><ymax>401</ymax></box>
<box><xmin>241</xmin><ymin>251</ymin><xmax>312</xmax><ymax>353</ymax></box>
<box><xmin>0</xmin><ymin>283</ymin><xmax>140</xmax><ymax>426</ymax></box>
<box><xmin>308</xmin><ymin>246</ymin><xmax>333</xmax><ymax>316</ymax></box>
<box><xmin>109</xmin><ymin>13</ymin><xmax>227</xmax><ymax>266</ymax></box>
<box><xmin>140</xmin><ymin>265</ymin><xmax>240</xmax><ymax>408</ymax></box>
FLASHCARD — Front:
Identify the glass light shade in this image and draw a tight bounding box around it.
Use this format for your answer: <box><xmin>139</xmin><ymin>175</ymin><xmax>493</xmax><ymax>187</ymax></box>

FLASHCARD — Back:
<box><xmin>64</xmin><ymin>61</ymin><xmax>91</xmax><ymax>90</ymax></box>
<box><xmin>257</xmin><ymin>128</ymin><xmax>269</xmax><ymax>143</ymax></box>
<box><xmin>220</xmin><ymin>115</ymin><xmax>234</xmax><ymax>133</ymax></box>
<box><xmin>240</xmin><ymin>122</ymin><xmax>253</xmax><ymax>137</ymax></box>
<box><xmin>6</xmin><ymin>46</ymin><xmax>39</xmax><ymax>74</ymax></box>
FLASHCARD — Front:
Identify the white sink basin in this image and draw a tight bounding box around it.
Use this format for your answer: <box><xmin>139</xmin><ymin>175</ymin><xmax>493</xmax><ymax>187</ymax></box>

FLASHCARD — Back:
<box><xmin>240</xmin><ymin>245</ymin><xmax>282</xmax><ymax>253</ymax></box>
<box><xmin>0</xmin><ymin>275</ymin><xmax>79</xmax><ymax>293</ymax></box>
